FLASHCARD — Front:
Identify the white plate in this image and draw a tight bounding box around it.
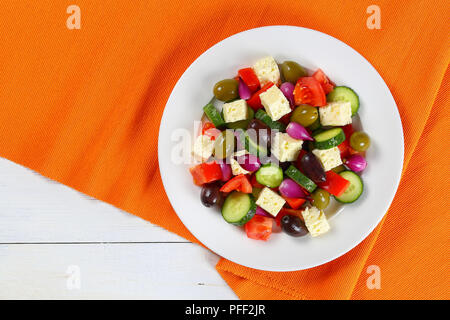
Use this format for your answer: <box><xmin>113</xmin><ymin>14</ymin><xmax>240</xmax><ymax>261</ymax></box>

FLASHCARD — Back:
<box><xmin>158</xmin><ymin>26</ymin><xmax>403</xmax><ymax>271</ymax></box>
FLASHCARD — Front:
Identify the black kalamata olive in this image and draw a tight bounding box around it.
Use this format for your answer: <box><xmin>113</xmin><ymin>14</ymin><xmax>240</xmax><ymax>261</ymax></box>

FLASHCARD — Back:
<box><xmin>200</xmin><ymin>183</ymin><xmax>222</xmax><ymax>207</ymax></box>
<box><xmin>300</xmin><ymin>152</ymin><xmax>326</xmax><ymax>183</ymax></box>
<box><xmin>279</xmin><ymin>161</ymin><xmax>291</xmax><ymax>171</ymax></box>
<box><xmin>281</xmin><ymin>215</ymin><xmax>308</xmax><ymax>237</ymax></box>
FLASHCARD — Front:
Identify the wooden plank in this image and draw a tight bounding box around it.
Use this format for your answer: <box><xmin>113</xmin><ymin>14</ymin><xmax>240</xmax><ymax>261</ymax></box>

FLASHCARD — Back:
<box><xmin>0</xmin><ymin>158</ymin><xmax>184</xmax><ymax>243</ymax></box>
<box><xmin>0</xmin><ymin>243</ymin><xmax>237</xmax><ymax>299</ymax></box>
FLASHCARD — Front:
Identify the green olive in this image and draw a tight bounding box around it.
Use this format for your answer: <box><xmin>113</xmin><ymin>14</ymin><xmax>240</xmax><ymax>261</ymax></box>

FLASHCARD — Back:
<box><xmin>213</xmin><ymin>79</ymin><xmax>239</xmax><ymax>101</ymax></box>
<box><xmin>331</xmin><ymin>165</ymin><xmax>346</xmax><ymax>173</ymax></box>
<box><xmin>280</xmin><ymin>61</ymin><xmax>307</xmax><ymax>83</ymax></box>
<box><xmin>290</xmin><ymin>105</ymin><xmax>318</xmax><ymax>127</ymax></box>
<box><xmin>213</xmin><ymin>130</ymin><xmax>236</xmax><ymax>159</ymax></box>
<box><xmin>311</xmin><ymin>189</ymin><xmax>330</xmax><ymax>210</ymax></box>
<box><xmin>350</xmin><ymin>131</ymin><xmax>371</xmax><ymax>152</ymax></box>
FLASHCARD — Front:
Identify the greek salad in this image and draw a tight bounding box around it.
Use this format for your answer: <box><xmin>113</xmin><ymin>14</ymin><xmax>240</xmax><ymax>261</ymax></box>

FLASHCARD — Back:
<box><xmin>189</xmin><ymin>56</ymin><xmax>371</xmax><ymax>241</ymax></box>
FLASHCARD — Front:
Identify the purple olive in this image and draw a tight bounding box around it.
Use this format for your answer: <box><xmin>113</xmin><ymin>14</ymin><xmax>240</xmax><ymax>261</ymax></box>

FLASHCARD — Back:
<box><xmin>300</xmin><ymin>152</ymin><xmax>326</xmax><ymax>183</ymax></box>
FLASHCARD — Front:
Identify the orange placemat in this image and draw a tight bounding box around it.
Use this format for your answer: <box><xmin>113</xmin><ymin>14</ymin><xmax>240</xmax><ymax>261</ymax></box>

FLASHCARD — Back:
<box><xmin>0</xmin><ymin>0</ymin><xmax>448</xmax><ymax>299</ymax></box>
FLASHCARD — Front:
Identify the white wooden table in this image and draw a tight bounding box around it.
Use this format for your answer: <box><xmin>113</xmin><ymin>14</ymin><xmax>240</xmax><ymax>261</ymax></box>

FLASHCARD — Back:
<box><xmin>0</xmin><ymin>158</ymin><xmax>237</xmax><ymax>299</ymax></box>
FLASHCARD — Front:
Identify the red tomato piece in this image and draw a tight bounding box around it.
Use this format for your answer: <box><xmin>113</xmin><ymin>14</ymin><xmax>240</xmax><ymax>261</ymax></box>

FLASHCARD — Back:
<box><xmin>219</xmin><ymin>174</ymin><xmax>252</xmax><ymax>193</ymax></box>
<box><xmin>337</xmin><ymin>140</ymin><xmax>351</xmax><ymax>159</ymax></box>
<box><xmin>342</xmin><ymin>124</ymin><xmax>355</xmax><ymax>140</ymax></box>
<box><xmin>293</xmin><ymin>77</ymin><xmax>326</xmax><ymax>107</ymax></box>
<box><xmin>189</xmin><ymin>162</ymin><xmax>222</xmax><ymax>186</ymax></box>
<box><xmin>312</xmin><ymin>69</ymin><xmax>335</xmax><ymax>94</ymax></box>
<box><xmin>250</xmin><ymin>174</ymin><xmax>265</xmax><ymax>188</ymax></box>
<box><xmin>238</xmin><ymin>68</ymin><xmax>260</xmax><ymax>92</ymax></box>
<box><xmin>201</xmin><ymin>122</ymin><xmax>221</xmax><ymax>141</ymax></box>
<box><xmin>283</xmin><ymin>197</ymin><xmax>306</xmax><ymax>210</ymax></box>
<box><xmin>245</xmin><ymin>215</ymin><xmax>273</xmax><ymax>241</ymax></box>
<box><xmin>246</xmin><ymin>82</ymin><xmax>275</xmax><ymax>110</ymax></box>
<box><xmin>317</xmin><ymin>171</ymin><xmax>350</xmax><ymax>197</ymax></box>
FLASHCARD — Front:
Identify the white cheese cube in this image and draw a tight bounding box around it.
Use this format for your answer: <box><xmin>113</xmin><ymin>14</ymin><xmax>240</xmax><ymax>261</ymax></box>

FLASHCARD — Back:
<box><xmin>312</xmin><ymin>147</ymin><xmax>342</xmax><ymax>171</ymax></box>
<box><xmin>193</xmin><ymin>135</ymin><xmax>215</xmax><ymax>162</ymax></box>
<box><xmin>223</xmin><ymin>99</ymin><xmax>248</xmax><ymax>123</ymax></box>
<box><xmin>260</xmin><ymin>85</ymin><xmax>291</xmax><ymax>121</ymax></box>
<box><xmin>302</xmin><ymin>206</ymin><xmax>330</xmax><ymax>237</ymax></box>
<box><xmin>230</xmin><ymin>158</ymin><xmax>250</xmax><ymax>175</ymax></box>
<box><xmin>255</xmin><ymin>187</ymin><xmax>286</xmax><ymax>217</ymax></box>
<box><xmin>319</xmin><ymin>102</ymin><xmax>352</xmax><ymax>126</ymax></box>
<box><xmin>271</xmin><ymin>132</ymin><xmax>303</xmax><ymax>162</ymax></box>
<box><xmin>253</xmin><ymin>56</ymin><xmax>280</xmax><ymax>85</ymax></box>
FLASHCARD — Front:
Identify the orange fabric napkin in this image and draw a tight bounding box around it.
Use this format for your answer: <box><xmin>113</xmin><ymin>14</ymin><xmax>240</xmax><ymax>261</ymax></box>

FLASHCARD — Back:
<box><xmin>0</xmin><ymin>0</ymin><xmax>448</xmax><ymax>299</ymax></box>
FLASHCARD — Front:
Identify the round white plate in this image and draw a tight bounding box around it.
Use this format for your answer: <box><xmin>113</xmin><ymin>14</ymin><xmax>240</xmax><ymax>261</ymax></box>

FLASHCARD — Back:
<box><xmin>158</xmin><ymin>26</ymin><xmax>403</xmax><ymax>271</ymax></box>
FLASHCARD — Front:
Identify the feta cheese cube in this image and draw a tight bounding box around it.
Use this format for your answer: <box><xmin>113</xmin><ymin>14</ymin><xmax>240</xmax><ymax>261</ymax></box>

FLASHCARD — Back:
<box><xmin>302</xmin><ymin>206</ymin><xmax>330</xmax><ymax>237</ymax></box>
<box><xmin>230</xmin><ymin>158</ymin><xmax>250</xmax><ymax>175</ymax></box>
<box><xmin>256</xmin><ymin>187</ymin><xmax>286</xmax><ymax>217</ymax></box>
<box><xmin>253</xmin><ymin>56</ymin><xmax>280</xmax><ymax>85</ymax></box>
<box><xmin>222</xmin><ymin>99</ymin><xmax>248</xmax><ymax>123</ymax></box>
<box><xmin>260</xmin><ymin>85</ymin><xmax>291</xmax><ymax>121</ymax></box>
<box><xmin>271</xmin><ymin>132</ymin><xmax>303</xmax><ymax>162</ymax></box>
<box><xmin>319</xmin><ymin>102</ymin><xmax>352</xmax><ymax>126</ymax></box>
<box><xmin>193</xmin><ymin>135</ymin><xmax>215</xmax><ymax>162</ymax></box>
<box><xmin>312</xmin><ymin>147</ymin><xmax>342</xmax><ymax>171</ymax></box>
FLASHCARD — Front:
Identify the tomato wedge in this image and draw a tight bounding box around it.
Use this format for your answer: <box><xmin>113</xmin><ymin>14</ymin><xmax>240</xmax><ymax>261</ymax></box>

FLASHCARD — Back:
<box><xmin>189</xmin><ymin>162</ymin><xmax>222</xmax><ymax>186</ymax></box>
<box><xmin>246</xmin><ymin>82</ymin><xmax>275</xmax><ymax>110</ymax></box>
<box><xmin>337</xmin><ymin>140</ymin><xmax>351</xmax><ymax>158</ymax></box>
<box><xmin>245</xmin><ymin>215</ymin><xmax>273</xmax><ymax>241</ymax></box>
<box><xmin>250</xmin><ymin>174</ymin><xmax>265</xmax><ymax>188</ymax></box>
<box><xmin>293</xmin><ymin>77</ymin><xmax>326</xmax><ymax>107</ymax></box>
<box><xmin>220</xmin><ymin>174</ymin><xmax>252</xmax><ymax>193</ymax></box>
<box><xmin>317</xmin><ymin>171</ymin><xmax>350</xmax><ymax>197</ymax></box>
<box><xmin>342</xmin><ymin>124</ymin><xmax>355</xmax><ymax>140</ymax></box>
<box><xmin>238</xmin><ymin>68</ymin><xmax>260</xmax><ymax>92</ymax></box>
<box><xmin>201</xmin><ymin>122</ymin><xmax>221</xmax><ymax>141</ymax></box>
<box><xmin>312</xmin><ymin>69</ymin><xmax>335</xmax><ymax>94</ymax></box>
<box><xmin>283</xmin><ymin>197</ymin><xmax>306</xmax><ymax>210</ymax></box>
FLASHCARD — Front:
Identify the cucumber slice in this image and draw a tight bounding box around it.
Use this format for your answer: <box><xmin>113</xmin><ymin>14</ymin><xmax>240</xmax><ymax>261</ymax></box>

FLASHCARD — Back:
<box><xmin>255</xmin><ymin>109</ymin><xmax>286</xmax><ymax>131</ymax></box>
<box><xmin>334</xmin><ymin>171</ymin><xmax>364</xmax><ymax>203</ymax></box>
<box><xmin>327</xmin><ymin>86</ymin><xmax>360</xmax><ymax>116</ymax></box>
<box><xmin>255</xmin><ymin>164</ymin><xmax>283</xmax><ymax>188</ymax></box>
<box><xmin>226</xmin><ymin>107</ymin><xmax>254</xmax><ymax>130</ymax></box>
<box><xmin>203</xmin><ymin>103</ymin><xmax>225</xmax><ymax>128</ymax></box>
<box><xmin>284</xmin><ymin>165</ymin><xmax>317</xmax><ymax>193</ymax></box>
<box><xmin>221</xmin><ymin>192</ymin><xmax>256</xmax><ymax>226</ymax></box>
<box><xmin>314</xmin><ymin>128</ymin><xmax>345</xmax><ymax>150</ymax></box>
<box><xmin>237</xmin><ymin>129</ymin><xmax>268</xmax><ymax>158</ymax></box>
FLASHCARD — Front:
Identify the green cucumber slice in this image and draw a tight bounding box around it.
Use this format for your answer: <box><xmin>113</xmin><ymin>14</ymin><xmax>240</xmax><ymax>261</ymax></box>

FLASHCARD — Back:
<box><xmin>226</xmin><ymin>107</ymin><xmax>254</xmax><ymax>130</ymax></box>
<box><xmin>255</xmin><ymin>164</ymin><xmax>283</xmax><ymax>188</ymax></box>
<box><xmin>284</xmin><ymin>165</ymin><xmax>317</xmax><ymax>193</ymax></box>
<box><xmin>237</xmin><ymin>129</ymin><xmax>268</xmax><ymax>158</ymax></box>
<box><xmin>334</xmin><ymin>171</ymin><xmax>364</xmax><ymax>203</ymax></box>
<box><xmin>313</xmin><ymin>128</ymin><xmax>345</xmax><ymax>150</ymax></box>
<box><xmin>327</xmin><ymin>86</ymin><xmax>360</xmax><ymax>116</ymax></box>
<box><xmin>203</xmin><ymin>103</ymin><xmax>225</xmax><ymax>128</ymax></box>
<box><xmin>221</xmin><ymin>192</ymin><xmax>256</xmax><ymax>226</ymax></box>
<box><xmin>254</xmin><ymin>109</ymin><xmax>286</xmax><ymax>131</ymax></box>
